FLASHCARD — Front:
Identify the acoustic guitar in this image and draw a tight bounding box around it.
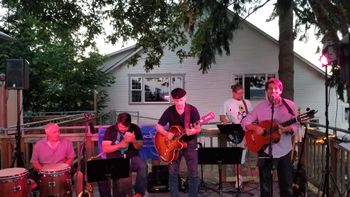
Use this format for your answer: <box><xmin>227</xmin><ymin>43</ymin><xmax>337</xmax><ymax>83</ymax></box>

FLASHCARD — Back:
<box><xmin>155</xmin><ymin>112</ymin><xmax>215</xmax><ymax>163</ymax></box>
<box><xmin>245</xmin><ymin>109</ymin><xmax>317</xmax><ymax>153</ymax></box>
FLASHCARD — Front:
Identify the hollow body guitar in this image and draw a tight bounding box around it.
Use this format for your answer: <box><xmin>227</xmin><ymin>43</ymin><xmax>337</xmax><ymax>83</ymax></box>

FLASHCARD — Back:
<box><xmin>245</xmin><ymin>109</ymin><xmax>317</xmax><ymax>153</ymax></box>
<box><xmin>155</xmin><ymin>112</ymin><xmax>215</xmax><ymax>164</ymax></box>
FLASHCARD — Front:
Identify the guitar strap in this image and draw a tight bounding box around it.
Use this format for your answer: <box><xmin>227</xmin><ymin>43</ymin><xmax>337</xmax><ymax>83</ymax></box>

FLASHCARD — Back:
<box><xmin>242</xmin><ymin>99</ymin><xmax>249</xmax><ymax>114</ymax></box>
<box><xmin>282</xmin><ymin>98</ymin><xmax>295</xmax><ymax>116</ymax></box>
<box><xmin>184</xmin><ymin>104</ymin><xmax>191</xmax><ymax>129</ymax></box>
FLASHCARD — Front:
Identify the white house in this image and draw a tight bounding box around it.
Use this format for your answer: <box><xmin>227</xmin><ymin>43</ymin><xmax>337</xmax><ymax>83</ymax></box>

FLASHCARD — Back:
<box><xmin>101</xmin><ymin>19</ymin><xmax>349</xmax><ymax>131</ymax></box>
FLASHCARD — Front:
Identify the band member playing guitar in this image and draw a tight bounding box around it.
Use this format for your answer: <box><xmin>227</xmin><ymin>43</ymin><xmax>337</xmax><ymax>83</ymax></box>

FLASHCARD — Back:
<box><xmin>241</xmin><ymin>78</ymin><xmax>299</xmax><ymax>197</ymax></box>
<box><xmin>156</xmin><ymin>88</ymin><xmax>201</xmax><ymax>197</ymax></box>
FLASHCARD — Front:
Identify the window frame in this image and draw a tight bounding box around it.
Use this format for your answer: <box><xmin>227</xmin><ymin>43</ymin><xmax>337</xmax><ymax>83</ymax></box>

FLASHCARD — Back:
<box><xmin>233</xmin><ymin>73</ymin><xmax>277</xmax><ymax>100</ymax></box>
<box><xmin>129</xmin><ymin>73</ymin><xmax>185</xmax><ymax>104</ymax></box>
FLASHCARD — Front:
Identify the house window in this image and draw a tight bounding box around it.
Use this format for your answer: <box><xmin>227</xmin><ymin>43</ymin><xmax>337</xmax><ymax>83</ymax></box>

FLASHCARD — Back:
<box><xmin>129</xmin><ymin>74</ymin><xmax>184</xmax><ymax>104</ymax></box>
<box><xmin>131</xmin><ymin>77</ymin><xmax>142</xmax><ymax>102</ymax></box>
<box><xmin>233</xmin><ymin>73</ymin><xmax>276</xmax><ymax>99</ymax></box>
<box><xmin>345</xmin><ymin>107</ymin><xmax>349</xmax><ymax>121</ymax></box>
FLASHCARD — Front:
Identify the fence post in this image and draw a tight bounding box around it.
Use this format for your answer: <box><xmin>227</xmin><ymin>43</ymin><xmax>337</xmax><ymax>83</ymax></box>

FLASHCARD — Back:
<box><xmin>330</xmin><ymin>139</ymin><xmax>338</xmax><ymax>194</ymax></box>
<box><xmin>1</xmin><ymin>137</ymin><xmax>10</xmax><ymax>168</ymax></box>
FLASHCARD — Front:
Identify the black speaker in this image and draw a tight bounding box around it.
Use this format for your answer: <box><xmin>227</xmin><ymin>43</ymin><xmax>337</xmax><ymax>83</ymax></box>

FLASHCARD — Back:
<box><xmin>6</xmin><ymin>59</ymin><xmax>29</xmax><ymax>89</ymax></box>
<box><xmin>147</xmin><ymin>165</ymin><xmax>169</xmax><ymax>193</ymax></box>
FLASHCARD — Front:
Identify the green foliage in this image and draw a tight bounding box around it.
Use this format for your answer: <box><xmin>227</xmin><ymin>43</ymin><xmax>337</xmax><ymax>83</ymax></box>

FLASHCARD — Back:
<box><xmin>0</xmin><ymin>0</ymin><xmax>114</xmax><ymax>112</ymax></box>
<box><xmin>190</xmin><ymin>1</ymin><xmax>242</xmax><ymax>73</ymax></box>
<box><xmin>105</xmin><ymin>0</ymin><xmax>257</xmax><ymax>73</ymax></box>
<box><xmin>293</xmin><ymin>0</ymin><xmax>349</xmax><ymax>101</ymax></box>
<box><xmin>1</xmin><ymin>0</ymin><xmax>349</xmax><ymax>112</ymax></box>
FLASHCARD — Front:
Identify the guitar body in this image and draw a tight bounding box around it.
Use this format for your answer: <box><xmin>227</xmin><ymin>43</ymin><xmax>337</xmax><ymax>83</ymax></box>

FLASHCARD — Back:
<box><xmin>155</xmin><ymin>125</ymin><xmax>187</xmax><ymax>163</ymax></box>
<box><xmin>245</xmin><ymin>109</ymin><xmax>317</xmax><ymax>153</ymax></box>
<box><xmin>245</xmin><ymin>120</ymin><xmax>281</xmax><ymax>153</ymax></box>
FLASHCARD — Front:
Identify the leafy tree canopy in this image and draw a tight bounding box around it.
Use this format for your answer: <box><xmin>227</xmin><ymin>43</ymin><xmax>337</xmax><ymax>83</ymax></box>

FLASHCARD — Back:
<box><xmin>0</xmin><ymin>0</ymin><xmax>114</xmax><ymax>112</ymax></box>
<box><xmin>0</xmin><ymin>0</ymin><xmax>349</xmax><ymax>111</ymax></box>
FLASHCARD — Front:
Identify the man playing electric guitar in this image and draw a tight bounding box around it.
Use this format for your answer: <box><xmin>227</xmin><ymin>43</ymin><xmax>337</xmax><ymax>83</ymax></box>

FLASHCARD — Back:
<box><xmin>156</xmin><ymin>88</ymin><xmax>201</xmax><ymax>197</ymax></box>
<box><xmin>241</xmin><ymin>78</ymin><xmax>299</xmax><ymax>197</ymax></box>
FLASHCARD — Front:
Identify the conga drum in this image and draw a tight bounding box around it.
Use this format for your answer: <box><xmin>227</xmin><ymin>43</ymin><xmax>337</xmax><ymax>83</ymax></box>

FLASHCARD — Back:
<box><xmin>0</xmin><ymin>167</ymin><xmax>29</xmax><ymax>197</ymax></box>
<box><xmin>39</xmin><ymin>163</ymin><xmax>72</xmax><ymax>197</ymax></box>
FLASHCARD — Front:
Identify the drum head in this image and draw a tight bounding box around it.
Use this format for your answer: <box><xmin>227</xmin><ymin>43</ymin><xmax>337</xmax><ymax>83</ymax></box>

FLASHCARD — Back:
<box><xmin>0</xmin><ymin>168</ymin><xmax>27</xmax><ymax>179</ymax></box>
<box><xmin>40</xmin><ymin>163</ymin><xmax>70</xmax><ymax>174</ymax></box>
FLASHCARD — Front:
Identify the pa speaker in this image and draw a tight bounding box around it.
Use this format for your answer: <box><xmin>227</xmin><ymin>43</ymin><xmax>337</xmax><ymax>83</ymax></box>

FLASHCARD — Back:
<box><xmin>6</xmin><ymin>59</ymin><xmax>29</xmax><ymax>90</ymax></box>
<box><xmin>147</xmin><ymin>165</ymin><xmax>169</xmax><ymax>193</ymax></box>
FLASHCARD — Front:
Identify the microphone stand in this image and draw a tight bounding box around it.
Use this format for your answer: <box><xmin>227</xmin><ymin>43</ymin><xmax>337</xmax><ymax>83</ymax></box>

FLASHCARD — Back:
<box><xmin>268</xmin><ymin>99</ymin><xmax>275</xmax><ymax>197</ymax></box>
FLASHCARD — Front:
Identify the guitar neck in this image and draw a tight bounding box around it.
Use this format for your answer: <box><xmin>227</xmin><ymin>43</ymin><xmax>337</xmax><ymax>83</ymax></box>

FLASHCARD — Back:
<box><xmin>281</xmin><ymin>118</ymin><xmax>297</xmax><ymax>127</ymax></box>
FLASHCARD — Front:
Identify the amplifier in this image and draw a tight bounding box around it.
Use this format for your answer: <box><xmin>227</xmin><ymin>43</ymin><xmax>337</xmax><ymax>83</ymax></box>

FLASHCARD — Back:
<box><xmin>147</xmin><ymin>165</ymin><xmax>169</xmax><ymax>193</ymax></box>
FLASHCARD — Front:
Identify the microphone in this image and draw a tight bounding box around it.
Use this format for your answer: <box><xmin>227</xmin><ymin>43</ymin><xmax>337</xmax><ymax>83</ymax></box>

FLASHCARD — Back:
<box><xmin>271</xmin><ymin>93</ymin><xmax>279</xmax><ymax>105</ymax></box>
<box><xmin>271</xmin><ymin>94</ymin><xmax>276</xmax><ymax>104</ymax></box>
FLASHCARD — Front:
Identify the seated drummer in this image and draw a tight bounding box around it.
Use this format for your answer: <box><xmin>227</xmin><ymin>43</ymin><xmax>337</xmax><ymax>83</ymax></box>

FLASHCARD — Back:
<box><xmin>30</xmin><ymin>123</ymin><xmax>75</xmax><ymax>186</ymax></box>
<box><xmin>101</xmin><ymin>112</ymin><xmax>147</xmax><ymax>197</ymax></box>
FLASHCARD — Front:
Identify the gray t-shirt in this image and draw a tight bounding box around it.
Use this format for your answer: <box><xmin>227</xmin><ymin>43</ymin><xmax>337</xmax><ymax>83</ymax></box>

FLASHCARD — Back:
<box><xmin>31</xmin><ymin>137</ymin><xmax>75</xmax><ymax>166</ymax></box>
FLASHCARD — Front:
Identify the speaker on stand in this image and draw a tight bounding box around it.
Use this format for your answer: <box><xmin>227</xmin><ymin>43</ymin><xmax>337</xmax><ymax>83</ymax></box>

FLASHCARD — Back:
<box><xmin>6</xmin><ymin>59</ymin><xmax>29</xmax><ymax>90</ymax></box>
<box><xmin>5</xmin><ymin>58</ymin><xmax>29</xmax><ymax>168</ymax></box>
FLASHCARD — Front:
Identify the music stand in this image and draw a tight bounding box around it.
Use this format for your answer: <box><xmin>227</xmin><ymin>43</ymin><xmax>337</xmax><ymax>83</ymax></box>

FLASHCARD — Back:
<box><xmin>86</xmin><ymin>158</ymin><xmax>130</xmax><ymax>182</ymax></box>
<box><xmin>217</xmin><ymin>124</ymin><xmax>244</xmax><ymax>144</ymax></box>
<box><xmin>198</xmin><ymin>147</ymin><xmax>247</xmax><ymax>197</ymax></box>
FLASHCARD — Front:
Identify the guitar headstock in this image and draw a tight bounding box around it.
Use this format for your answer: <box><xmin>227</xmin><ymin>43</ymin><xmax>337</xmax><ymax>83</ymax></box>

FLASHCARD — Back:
<box><xmin>84</xmin><ymin>112</ymin><xmax>92</xmax><ymax>122</ymax></box>
<box><xmin>199</xmin><ymin>112</ymin><xmax>215</xmax><ymax>124</ymax></box>
<box><xmin>84</xmin><ymin>112</ymin><xmax>96</xmax><ymax>133</ymax></box>
<box><xmin>297</xmin><ymin>109</ymin><xmax>317</xmax><ymax>124</ymax></box>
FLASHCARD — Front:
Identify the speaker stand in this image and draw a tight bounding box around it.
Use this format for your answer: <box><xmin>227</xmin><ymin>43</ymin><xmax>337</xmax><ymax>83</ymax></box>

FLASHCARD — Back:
<box><xmin>11</xmin><ymin>89</ymin><xmax>25</xmax><ymax>167</ymax></box>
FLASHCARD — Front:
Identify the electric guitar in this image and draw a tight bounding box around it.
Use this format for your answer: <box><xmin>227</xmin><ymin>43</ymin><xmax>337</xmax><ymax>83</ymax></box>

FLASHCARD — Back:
<box><xmin>155</xmin><ymin>112</ymin><xmax>215</xmax><ymax>163</ymax></box>
<box><xmin>245</xmin><ymin>109</ymin><xmax>317</xmax><ymax>153</ymax></box>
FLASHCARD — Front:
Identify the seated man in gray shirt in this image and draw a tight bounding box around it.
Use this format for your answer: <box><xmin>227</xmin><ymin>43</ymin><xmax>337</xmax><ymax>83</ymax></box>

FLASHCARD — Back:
<box><xmin>31</xmin><ymin>123</ymin><xmax>75</xmax><ymax>169</ymax></box>
<box><xmin>30</xmin><ymin>123</ymin><xmax>76</xmax><ymax>192</ymax></box>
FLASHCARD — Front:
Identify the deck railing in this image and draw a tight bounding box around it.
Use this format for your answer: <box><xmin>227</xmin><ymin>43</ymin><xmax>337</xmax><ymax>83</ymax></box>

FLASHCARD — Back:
<box><xmin>304</xmin><ymin>124</ymin><xmax>350</xmax><ymax>196</ymax></box>
<box><xmin>0</xmin><ymin>124</ymin><xmax>349</xmax><ymax>196</ymax></box>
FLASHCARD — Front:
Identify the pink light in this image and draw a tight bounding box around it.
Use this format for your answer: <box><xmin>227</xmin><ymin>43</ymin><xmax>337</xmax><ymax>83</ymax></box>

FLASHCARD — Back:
<box><xmin>320</xmin><ymin>55</ymin><xmax>329</xmax><ymax>66</ymax></box>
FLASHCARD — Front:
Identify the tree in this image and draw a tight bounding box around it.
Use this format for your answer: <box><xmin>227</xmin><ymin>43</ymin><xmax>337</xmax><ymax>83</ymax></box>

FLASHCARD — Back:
<box><xmin>0</xmin><ymin>0</ymin><xmax>115</xmax><ymax>112</ymax></box>
<box><xmin>277</xmin><ymin>0</ymin><xmax>294</xmax><ymax>100</ymax></box>
<box><xmin>293</xmin><ymin>0</ymin><xmax>350</xmax><ymax>127</ymax></box>
<box><xmin>1</xmin><ymin>0</ymin><xmax>349</xmax><ymax>114</ymax></box>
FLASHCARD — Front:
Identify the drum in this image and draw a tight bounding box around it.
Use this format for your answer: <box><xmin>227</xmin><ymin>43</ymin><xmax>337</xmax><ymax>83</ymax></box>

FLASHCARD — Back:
<box><xmin>0</xmin><ymin>167</ymin><xmax>29</xmax><ymax>197</ymax></box>
<box><xmin>39</xmin><ymin>163</ymin><xmax>72</xmax><ymax>197</ymax></box>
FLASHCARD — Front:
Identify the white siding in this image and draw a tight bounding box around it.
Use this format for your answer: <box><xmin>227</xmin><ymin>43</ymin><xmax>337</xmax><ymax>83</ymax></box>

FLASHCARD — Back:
<box><xmin>103</xmin><ymin>22</ymin><xmax>349</xmax><ymax>130</ymax></box>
